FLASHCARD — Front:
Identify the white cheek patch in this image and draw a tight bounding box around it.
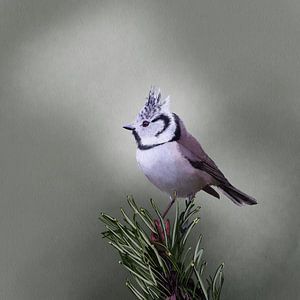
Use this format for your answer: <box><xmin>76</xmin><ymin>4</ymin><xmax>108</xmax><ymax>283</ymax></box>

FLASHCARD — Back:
<box><xmin>142</xmin><ymin>119</ymin><xmax>176</xmax><ymax>146</ymax></box>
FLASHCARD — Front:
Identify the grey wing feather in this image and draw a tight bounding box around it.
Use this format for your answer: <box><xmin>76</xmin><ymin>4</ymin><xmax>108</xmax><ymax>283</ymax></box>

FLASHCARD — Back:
<box><xmin>176</xmin><ymin>117</ymin><xmax>228</xmax><ymax>185</ymax></box>
<box><xmin>202</xmin><ymin>185</ymin><xmax>220</xmax><ymax>198</ymax></box>
<box><xmin>179</xmin><ymin>138</ymin><xmax>258</xmax><ymax>205</ymax></box>
<box><xmin>175</xmin><ymin>115</ymin><xmax>257</xmax><ymax>205</ymax></box>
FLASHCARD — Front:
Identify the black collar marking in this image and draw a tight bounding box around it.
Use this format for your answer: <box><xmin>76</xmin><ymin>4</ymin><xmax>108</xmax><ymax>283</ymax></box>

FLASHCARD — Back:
<box><xmin>169</xmin><ymin>113</ymin><xmax>181</xmax><ymax>142</ymax></box>
<box><xmin>132</xmin><ymin>130</ymin><xmax>166</xmax><ymax>150</ymax></box>
<box><xmin>133</xmin><ymin>113</ymin><xmax>181</xmax><ymax>150</ymax></box>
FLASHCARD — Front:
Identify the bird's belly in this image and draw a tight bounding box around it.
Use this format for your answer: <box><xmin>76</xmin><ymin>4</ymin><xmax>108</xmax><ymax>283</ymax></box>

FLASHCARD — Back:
<box><xmin>136</xmin><ymin>143</ymin><xmax>208</xmax><ymax>197</ymax></box>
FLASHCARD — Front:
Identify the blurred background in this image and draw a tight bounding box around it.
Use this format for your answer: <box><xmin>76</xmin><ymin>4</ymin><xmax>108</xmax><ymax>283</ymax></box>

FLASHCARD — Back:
<box><xmin>0</xmin><ymin>0</ymin><xmax>299</xmax><ymax>299</ymax></box>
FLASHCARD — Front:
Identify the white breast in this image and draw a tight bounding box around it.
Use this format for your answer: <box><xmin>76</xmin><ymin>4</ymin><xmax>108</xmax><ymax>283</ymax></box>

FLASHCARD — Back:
<box><xmin>136</xmin><ymin>142</ymin><xmax>211</xmax><ymax>197</ymax></box>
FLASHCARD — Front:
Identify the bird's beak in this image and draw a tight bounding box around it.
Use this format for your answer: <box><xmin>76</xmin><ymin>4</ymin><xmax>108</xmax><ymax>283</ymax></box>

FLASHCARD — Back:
<box><xmin>123</xmin><ymin>124</ymin><xmax>135</xmax><ymax>131</ymax></box>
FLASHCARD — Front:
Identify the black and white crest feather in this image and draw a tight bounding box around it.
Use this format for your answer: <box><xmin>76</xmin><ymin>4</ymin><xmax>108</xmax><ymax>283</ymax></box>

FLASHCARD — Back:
<box><xmin>137</xmin><ymin>86</ymin><xmax>169</xmax><ymax>121</ymax></box>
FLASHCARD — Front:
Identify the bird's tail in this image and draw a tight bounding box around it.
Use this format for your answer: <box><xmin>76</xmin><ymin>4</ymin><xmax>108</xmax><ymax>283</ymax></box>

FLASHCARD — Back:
<box><xmin>219</xmin><ymin>184</ymin><xmax>257</xmax><ymax>206</ymax></box>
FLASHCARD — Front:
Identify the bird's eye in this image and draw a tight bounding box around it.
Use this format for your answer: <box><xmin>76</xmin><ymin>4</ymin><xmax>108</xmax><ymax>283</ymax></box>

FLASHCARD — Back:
<box><xmin>142</xmin><ymin>121</ymin><xmax>150</xmax><ymax>127</ymax></box>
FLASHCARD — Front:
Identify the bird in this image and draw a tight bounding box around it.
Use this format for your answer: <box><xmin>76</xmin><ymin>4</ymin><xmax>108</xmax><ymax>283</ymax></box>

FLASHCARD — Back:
<box><xmin>123</xmin><ymin>86</ymin><xmax>257</xmax><ymax>217</ymax></box>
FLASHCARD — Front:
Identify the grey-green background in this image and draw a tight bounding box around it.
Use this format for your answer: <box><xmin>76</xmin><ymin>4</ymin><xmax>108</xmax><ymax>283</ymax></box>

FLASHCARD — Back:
<box><xmin>0</xmin><ymin>0</ymin><xmax>299</xmax><ymax>299</ymax></box>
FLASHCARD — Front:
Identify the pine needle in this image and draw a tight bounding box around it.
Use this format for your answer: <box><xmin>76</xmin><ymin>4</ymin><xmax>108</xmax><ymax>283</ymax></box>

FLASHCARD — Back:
<box><xmin>100</xmin><ymin>196</ymin><xmax>224</xmax><ymax>300</ymax></box>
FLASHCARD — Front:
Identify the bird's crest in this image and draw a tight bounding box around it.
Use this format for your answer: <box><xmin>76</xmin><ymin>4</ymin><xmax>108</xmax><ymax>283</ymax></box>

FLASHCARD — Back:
<box><xmin>137</xmin><ymin>86</ymin><xmax>170</xmax><ymax>121</ymax></box>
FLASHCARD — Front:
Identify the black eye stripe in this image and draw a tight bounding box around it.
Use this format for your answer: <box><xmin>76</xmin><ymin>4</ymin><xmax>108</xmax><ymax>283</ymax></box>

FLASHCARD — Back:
<box><xmin>151</xmin><ymin>114</ymin><xmax>171</xmax><ymax>137</ymax></box>
<box><xmin>151</xmin><ymin>115</ymin><xmax>164</xmax><ymax>123</ymax></box>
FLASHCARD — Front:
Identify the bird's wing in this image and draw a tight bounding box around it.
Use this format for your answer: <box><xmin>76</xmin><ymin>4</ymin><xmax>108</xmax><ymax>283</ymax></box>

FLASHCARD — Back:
<box><xmin>176</xmin><ymin>116</ymin><xmax>229</xmax><ymax>185</ymax></box>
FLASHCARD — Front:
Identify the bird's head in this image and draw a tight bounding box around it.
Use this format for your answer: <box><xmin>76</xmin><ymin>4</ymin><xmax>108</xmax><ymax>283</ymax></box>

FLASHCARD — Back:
<box><xmin>123</xmin><ymin>86</ymin><xmax>180</xmax><ymax>149</ymax></box>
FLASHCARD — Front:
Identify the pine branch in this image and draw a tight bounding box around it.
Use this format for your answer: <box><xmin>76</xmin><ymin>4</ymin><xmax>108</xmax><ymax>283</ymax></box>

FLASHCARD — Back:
<box><xmin>100</xmin><ymin>196</ymin><xmax>224</xmax><ymax>300</ymax></box>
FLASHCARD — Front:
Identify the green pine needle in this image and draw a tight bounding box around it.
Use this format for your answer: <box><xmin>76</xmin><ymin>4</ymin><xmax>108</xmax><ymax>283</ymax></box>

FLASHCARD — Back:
<box><xmin>100</xmin><ymin>196</ymin><xmax>224</xmax><ymax>300</ymax></box>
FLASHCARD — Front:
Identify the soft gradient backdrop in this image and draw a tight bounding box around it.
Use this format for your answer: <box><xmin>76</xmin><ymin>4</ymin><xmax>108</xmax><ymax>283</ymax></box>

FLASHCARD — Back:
<box><xmin>0</xmin><ymin>1</ymin><xmax>299</xmax><ymax>299</ymax></box>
